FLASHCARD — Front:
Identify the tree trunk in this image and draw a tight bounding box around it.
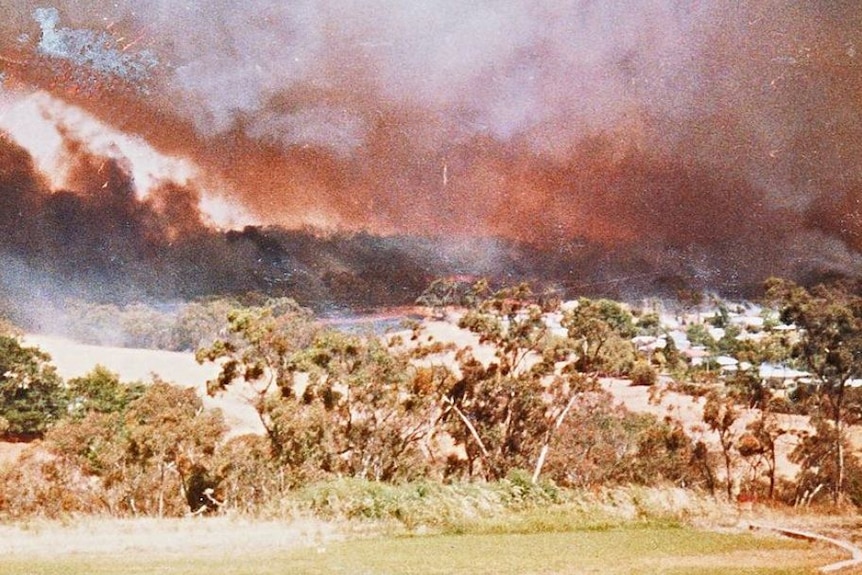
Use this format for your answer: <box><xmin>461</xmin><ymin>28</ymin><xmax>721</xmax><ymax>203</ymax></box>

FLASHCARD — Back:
<box><xmin>835</xmin><ymin>384</ymin><xmax>845</xmax><ymax>505</ymax></box>
<box><xmin>531</xmin><ymin>390</ymin><xmax>581</xmax><ymax>484</ymax></box>
<box><xmin>768</xmin><ymin>443</ymin><xmax>776</xmax><ymax>500</ymax></box>
<box><xmin>532</xmin><ymin>444</ymin><xmax>550</xmax><ymax>485</ymax></box>
<box><xmin>158</xmin><ymin>463</ymin><xmax>165</xmax><ymax>518</ymax></box>
<box><xmin>723</xmin><ymin>443</ymin><xmax>734</xmax><ymax>501</ymax></box>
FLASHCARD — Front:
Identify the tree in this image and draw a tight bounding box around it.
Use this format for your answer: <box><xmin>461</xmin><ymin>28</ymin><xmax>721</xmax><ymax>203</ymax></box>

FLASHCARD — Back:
<box><xmin>766</xmin><ymin>278</ymin><xmax>862</xmax><ymax>504</ymax></box>
<box><xmin>630</xmin><ymin>359</ymin><xmax>658</xmax><ymax>386</ymax></box>
<box><xmin>543</xmin><ymin>391</ymin><xmax>648</xmax><ymax>488</ymax></box>
<box><xmin>46</xmin><ymin>410</ymin><xmax>128</xmax><ymax>514</ymax></box>
<box><xmin>789</xmin><ymin>419</ymin><xmax>862</xmax><ymax>506</ymax></box>
<box><xmin>739</xmin><ymin>412</ymin><xmax>785</xmax><ymax>500</ymax></box>
<box><xmin>561</xmin><ymin>298</ymin><xmax>636</xmax><ymax>375</ymax></box>
<box><xmin>0</xmin><ymin>334</ymin><xmax>66</xmax><ymax>439</ymax></box>
<box><xmin>47</xmin><ymin>378</ymin><xmax>226</xmax><ymax>516</ymax></box>
<box><xmin>198</xmin><ymin>299</ymin><xmax>442</xmax><ymax>484</ymax></box>
<box><xmin>444</xmin><ymin>283</ymin><xmax>576</xmax><ymax>482</ymax></box>
<box><xmin>416</xmin><ymin>277</ymin><xmax>481</xmax><ymax>318</ymax></box>
<box><xmin>702</xmin><ymin>391</ymin><xmax>739</xmax><ymax>500</ymax></box>
<box><xmin>723</xmin><ymin>366</ymin><xmax>787</xmax><ymax>500</ymax></box>
<box><xmin>169</xmin><ymin>298</ymin><xmax>238</xmax><ymax>352</ymax></box>
<box><xmin>196</xmin><ymin>298</ymin><xmax>318</xmax><ymax>440</ymax></box>
<box><xmin>123</xmin><ymin>381</ymin><xmax>226</xmax><ymax>515</ymax></box>
<box><xmin>626</xmin><ymin>416</ymin><xmax>703</xmax><ymax>489</ymax></box>
<box><xmin>292</xmin><ymin>330</ymin><xmax>439</xmax><ymax>481</ymax></box>
<box><xmin>685</xmin><ymin>323</ymin><xmax>716</xmax><ymax>351</ymax></box>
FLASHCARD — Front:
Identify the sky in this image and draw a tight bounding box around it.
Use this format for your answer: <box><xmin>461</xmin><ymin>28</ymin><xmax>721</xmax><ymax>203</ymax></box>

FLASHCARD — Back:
<box><xmin>0</xmin><ymin>1</ymin><xmax>861</xmax><ymax>304</ymax></box>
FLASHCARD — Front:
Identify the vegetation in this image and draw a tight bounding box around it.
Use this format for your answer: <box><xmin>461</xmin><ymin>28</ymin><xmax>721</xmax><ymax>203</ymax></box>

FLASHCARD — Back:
<box><xmin>51</xmin><ymin>297</ymin><xmax>239</xmax><ymax>351</ymax></box>
<box><xmin>766</xmin><ymin>278</ymin><xmax>862</xmax><ymax>505</ymax></box>
<box><xmin>0</xmin><ymin>333</ymin><xmax>66</xmax><ymax>439</ymax></box>
<box><xmin>0</xmin><ymin>277</ymin><xmax>861</xmax><ymax>523</ymax></box>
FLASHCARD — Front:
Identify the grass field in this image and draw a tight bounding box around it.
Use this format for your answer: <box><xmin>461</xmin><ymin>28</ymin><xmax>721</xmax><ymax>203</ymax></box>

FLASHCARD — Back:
<box><xmin>0</xmin><ymin>525</ymin><xmax>843</xmax><ymax>575</ymax></box>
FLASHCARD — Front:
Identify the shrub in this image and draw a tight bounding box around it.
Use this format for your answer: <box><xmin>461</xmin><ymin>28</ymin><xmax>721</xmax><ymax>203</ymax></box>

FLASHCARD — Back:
<box><xmin>0</xmin><ymin>335</ymin><xmax>66</xmax><ymax>439</ymax></box>
<box><xmin>544</xmin><ymin>392</ymin><xmax>646</xmax><ymax>489</ymax></box>
<box><xmin>630</xmin><ymin>360</ymin><xmax>657</xmax><ymax>386</ymax></box>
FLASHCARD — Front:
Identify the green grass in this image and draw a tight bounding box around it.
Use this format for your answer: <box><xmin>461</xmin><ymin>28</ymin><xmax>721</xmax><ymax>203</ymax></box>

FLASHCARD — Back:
<box><xmin>0</xmin><ymin>526</ymin><xmax>837</xmax><ymax>575</ymax></box>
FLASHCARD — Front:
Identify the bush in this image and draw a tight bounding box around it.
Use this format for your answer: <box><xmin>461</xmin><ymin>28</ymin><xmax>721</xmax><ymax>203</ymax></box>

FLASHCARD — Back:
<box><xmin>544</xmin><ymin>393</ymin><xmax>648</xmax><ymax>489</ymax></box>
<box><xmin>66</xmin><ymin>365</ymin><xmax>145</xmax><ymax>417</ymax></box>
<box><xmin>0</xmin><ymin>335</ymin><xmax>66</xmax><ymax>439</ymax></box>
<box><xmin>630</xmin><ymin>360</ymin><xmax>657</xmax><ymax>386</ymax></box>
<box><xmin>0</xmin><ymin>447</ymin><xmax>107</xmax><ymax>518</ymax></box>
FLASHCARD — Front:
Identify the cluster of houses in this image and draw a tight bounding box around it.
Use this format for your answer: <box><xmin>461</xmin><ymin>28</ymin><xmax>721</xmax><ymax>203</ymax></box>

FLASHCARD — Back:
<box><xmin>630</xmin><ymin>302</ymin><xmax>862</xmax><ymax>390</ymax></box>
<box><xmin>538</xmin><ymin>297</ymin><xmax>858</xmax><ymax>392</ymax></box>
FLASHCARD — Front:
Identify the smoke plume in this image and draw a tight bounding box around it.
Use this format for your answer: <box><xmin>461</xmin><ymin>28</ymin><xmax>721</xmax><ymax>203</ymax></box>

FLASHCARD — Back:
<box><xmin>1</xmin><ymin>1</ymin><xmax>862</xmax><ymax>309</ymax></box>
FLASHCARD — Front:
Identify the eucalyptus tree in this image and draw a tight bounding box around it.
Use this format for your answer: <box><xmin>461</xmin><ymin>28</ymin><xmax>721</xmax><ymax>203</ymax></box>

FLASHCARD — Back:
<box><xmin>766</xmin><ymin>278</ymin><xmax>862</xmax><ymax>504</ymax></box>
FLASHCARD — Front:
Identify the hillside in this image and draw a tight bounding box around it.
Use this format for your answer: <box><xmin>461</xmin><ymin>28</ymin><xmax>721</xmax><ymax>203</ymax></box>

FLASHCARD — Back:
<box><xmin>18</xmin><ymin>315</ymin><xmax>826</xmax><ymax>487</ymax></box>
<box><xmin>23</xmin><ymin>334</ymin><xmax>264</xmax><ymax>436</ymax></box>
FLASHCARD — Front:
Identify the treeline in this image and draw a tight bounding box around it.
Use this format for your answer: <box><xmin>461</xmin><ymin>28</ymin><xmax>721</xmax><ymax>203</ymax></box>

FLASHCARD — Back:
<box><xmin>23</xmin><ymin>298</ymin><xmax>237</xmax><ymax>351</ymax></box>
<box><xmin>0</xmin><ymin>279</ymin><xmax>860</xmax><ymax>519</ymax></box>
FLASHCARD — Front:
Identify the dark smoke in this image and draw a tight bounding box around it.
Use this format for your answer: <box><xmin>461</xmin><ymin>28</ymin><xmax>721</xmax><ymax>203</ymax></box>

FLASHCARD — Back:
<box><xmin>1</xmin><ymin>1</ymin><xmax>862</xmax><ymax>310</ymax></box>
<box><xmin>0</xmin><ymin>130</ymin><xmax>580</xmax><ymax>321</ymax></box>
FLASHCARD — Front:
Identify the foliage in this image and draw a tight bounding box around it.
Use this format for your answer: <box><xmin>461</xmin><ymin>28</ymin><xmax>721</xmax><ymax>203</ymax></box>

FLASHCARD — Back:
<box><xmin>630</xmin><ymin>360</ymin><xmax>657</xmax><ymax>386</ymax></box>
<box><xmin>449</xmin><ymin>283</ymin><xmax>580</xmax><ymax>481</ymax></box>
<box><xmin>0</xmin><ymin>446</ymin><xmax>106</xmax><ymax>518</ymax></box>
<box><xmin>196</xmin><ymin>298</ymin><xmax>317</xmax><ymax>399</ymax></box>
<box><xmin>124</xmin><ymin>381</ymin><xmax>227</xmax><ymax>514</ymax></box>
<box><xmin>199</xmin><ymin>298</ymin><xmax>445</xmax><ymax>484</ymax></box>
<box><xmin>635</xmin><ymin>312</ymin><xmax>661</xmax><ymax>336</ymax></box>
<box><xmin>766</xmin><ymin>277</ymin><xmax>862</xmax><ymax>503</ymax></box>
<box><xmin>292</xmin><ymin>330</ymin><xmax>439</xmax><ymax>481</ymax></box>
<box><xmin>562</xmin><ymin>298</ymin><xmax>636</xmax><ymax>375</ymax></box>
<box><xmin>64</xmin><ymin>300</ymin><xmax>175</xmax><ymax>349</ymax></box>
<box><xmin>210</xmin><ymin>433</ymin><xmax>284</xmax><ymax>514</ymax></box>
<box><xmin>58</xmin><ymin>298</ymin><xmax>238</xmax><ymax>351</ymax></box>
<box><xmin>543</xmin><ymin>392</ymin><xmax>652</xmax><ymax>488</ymax></box>
<box><xmin>66</xmin><ymin>365</ymin><xmax>145</xmax><ymax>417</ymax></box>
<box><xmin>44</xmin><ymin>411</ymin><xmax>128</xmax><ymax>513</ymax></box>
<box><xmin>415</xmin><ymin>277</ymin><xmax>482</xmax><ymax>315</ymax></box>
<box><xmin>739</xmin><ymin>408</ymin><xmax>786</xmax><ymax>500</ymax></box>
<box><xmin>707</xmin><ymin>303</ymin><xmax>730</xmax><ymax>328</ymax></box>
<box><xmin>685</xmin><ymin>323</ymin><xmax>715</xmax><ymax>351</ymax></box>
<box><xmin>46</xmin><ymin>380</ymin><xmax>227</xmax><ymax>516</ymax></box>
<box><xmin>624</xmin><ymin>416</ymin><xmax>704</xmax><ymax>489</ymax></box>
<box><xmin>725</xmin><ymin>368</ymin><xmax>767</xmax><ymax>409</ymax></box>
<box><xmin>169</xmin><ymin>298</ymin><xmax>238</xmax><ymax>351</ymax></box>
<box><xmin>715</xmin><ymin>324</ymin><xmax>743</xmax><ymax>356</ymax></box>
<box><xmin>702</xmin><ymin>391</ymin><xmax>739</xmax><ymax>500</ymax></box>
<box><xmin>788</xmin><ymin>418</ymin><xmax>862</xmax><ymax>507</ymax></box>
<box><xmin>0</xmin><ymin>334</ymin><xmax>66</xmax><ymax>438</ymax></box>
<box><xmin>9</xmin><ymin>277</ymin><xmax>862</xmax><ymax>520</ymax></box>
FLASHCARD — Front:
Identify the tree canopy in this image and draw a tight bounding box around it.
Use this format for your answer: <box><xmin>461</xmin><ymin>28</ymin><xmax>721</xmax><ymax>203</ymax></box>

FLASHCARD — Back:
<box><xmin>0</xmin><ymin>334</ymin><xmax>66</xmax><ymax>438</ymax></box>
<box><xmin>766</xmin><ymin>277</ymin><xmax>862</xmax><ymax>503</ymax></box>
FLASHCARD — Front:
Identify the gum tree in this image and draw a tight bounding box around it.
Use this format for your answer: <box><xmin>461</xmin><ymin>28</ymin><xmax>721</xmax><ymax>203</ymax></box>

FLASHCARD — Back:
<box><xmin>447</xmin><ymin>285</ymin><xmax>636</xmax><ymax>483</ymax></box>
<box><xmin>198</xmin><ymin>298</ymin><xmax>442</xmax><ymax>483</ymax></box>
<box><xmin>196</xmin><ymin>298</ymin><xmax>318</xmax><ymax>444</ymax></box>
<box><xmin>766</xmin><ymin>278</ymin><xmax>862</xmax><ymax>504</ymax></box>
<box><xmin>450</xmin><ymin>283</ymin><xmax>572</xmax><ymax>481</ymax></box>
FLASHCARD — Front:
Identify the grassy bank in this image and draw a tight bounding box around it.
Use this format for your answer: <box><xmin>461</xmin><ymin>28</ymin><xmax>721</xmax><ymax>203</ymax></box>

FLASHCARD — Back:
<box><xmin>0</xmin><ymin>481</ymin><xmax>850</xmax><ymax>574</ymax></box>
<box><xmin>287</xmin><ymin>476</ymin><xmax>720</xmax><ymax>535</ymax></box>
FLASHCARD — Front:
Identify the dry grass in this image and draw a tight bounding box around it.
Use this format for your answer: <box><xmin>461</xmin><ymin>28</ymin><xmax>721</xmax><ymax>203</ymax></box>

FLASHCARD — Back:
<box><xmin>0</xmin><ymin>516</ymin><xmax>340</xmax><ymax>557</ymax></box>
